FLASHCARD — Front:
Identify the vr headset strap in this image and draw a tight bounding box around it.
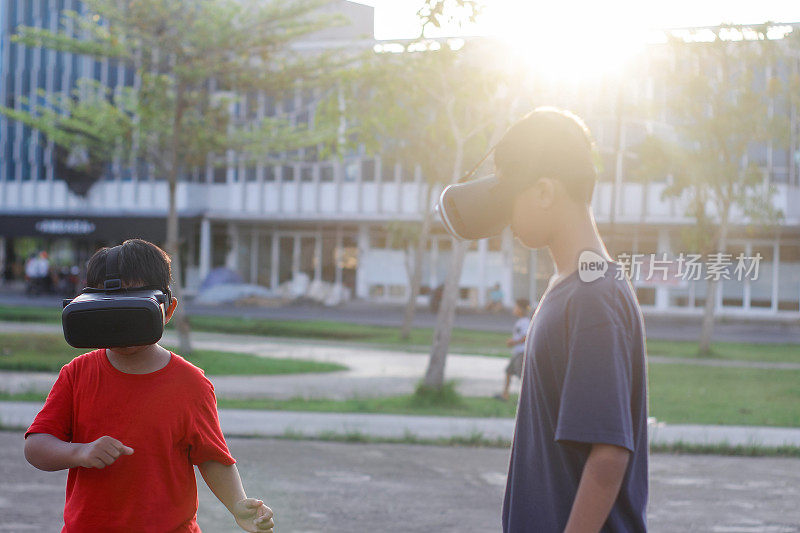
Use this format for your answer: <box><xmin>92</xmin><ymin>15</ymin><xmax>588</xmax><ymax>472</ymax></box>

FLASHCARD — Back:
<box><xmin>104</xmin><ymin>245</ymin><xmax>123</xmax><ymax>291</ymax></box>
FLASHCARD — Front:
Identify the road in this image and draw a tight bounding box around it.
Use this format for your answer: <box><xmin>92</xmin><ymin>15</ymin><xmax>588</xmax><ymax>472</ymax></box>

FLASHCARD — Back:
<box><xmin>1</xmin><ymin>432</ymin><xmax>798</xmax><ymax>532</ymax></box>
<box><xmin>4</xmin><ymin>289</ymin><xmax>800</xmax><ymax>344</ymax></box>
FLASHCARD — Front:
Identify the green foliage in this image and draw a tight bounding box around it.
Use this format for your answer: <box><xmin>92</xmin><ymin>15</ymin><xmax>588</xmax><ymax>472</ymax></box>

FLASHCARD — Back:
<box><xmin>636</xmin><ymin>24</ymin><xmax>789</xmax><ymax>244</ymax></box>
<box><xmin>417</xmin><ymin>0</ymin><xmax>483</xmax><ymax>33</ymax></box>
<box><xmin>412</xmin><ymin>380</ymin><xmax>463</xmax><ymax>408</ymax></box>
<box><xmin>326</xmin><ymin>38</ymin><xmax>519</xmax><ymax>185</ymax></box>
<box><xmin>1</xmin><ymin>0</ymin><xmax>350</xmax><ymax>192</ymax></box>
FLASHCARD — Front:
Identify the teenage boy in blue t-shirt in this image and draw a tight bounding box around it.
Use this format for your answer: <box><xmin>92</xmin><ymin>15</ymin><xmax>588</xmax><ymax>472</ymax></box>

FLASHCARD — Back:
<box><xmin>497</xmin><ymin>108</ymin><xmax>648</xmax><ymax>532</ymax></box>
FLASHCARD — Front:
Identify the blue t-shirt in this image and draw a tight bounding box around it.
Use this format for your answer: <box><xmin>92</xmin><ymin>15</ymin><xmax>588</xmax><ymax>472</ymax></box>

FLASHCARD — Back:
<box><xmin>503</xmin><ymin>263</ymin><xmax>648</xmax><ymax>532</ymax></box>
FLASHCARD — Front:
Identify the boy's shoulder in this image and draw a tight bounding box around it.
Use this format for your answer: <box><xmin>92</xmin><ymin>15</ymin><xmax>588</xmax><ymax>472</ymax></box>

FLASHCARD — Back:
<box><xmin>62</xmin><ymin>348</ymin><xmax>105</xmax><ymax>373</ymax></box>
<box><xmin>167</xmin><ymin>352</ymin><xmax>215</xmax><ymax>389</ymax></box>
<box><xmin>556</xmin><ymin>267</ymin><xmax>639</xmax><ymax>330</ymax></box>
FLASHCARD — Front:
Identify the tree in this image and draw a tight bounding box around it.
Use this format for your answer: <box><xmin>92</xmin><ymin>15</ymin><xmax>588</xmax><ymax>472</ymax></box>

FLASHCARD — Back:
<box><xmin>337</xmin><ymin>35</ymin><xmax>522</xmax><ymax>388</ymax></box>
<box><xmin>2</xmin><ymin>0</ymin><xmax>347</xmax><ymax>353</ymax></box>
<box><xmin>636</xmin><ymin>24</ymin><xmax>786</xmax><ymax>355</ymax></box>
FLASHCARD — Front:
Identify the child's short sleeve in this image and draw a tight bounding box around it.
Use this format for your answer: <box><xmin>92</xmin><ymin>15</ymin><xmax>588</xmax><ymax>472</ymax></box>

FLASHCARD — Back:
<box><xmin>186</xmin><ymin>381</ymin><xmax>235</xmax><ymax>466</ymax></box>
<box><xmin>25</xmin><ymin>365</ymin><xmax>74</xmax><ymax>441</ymax></box>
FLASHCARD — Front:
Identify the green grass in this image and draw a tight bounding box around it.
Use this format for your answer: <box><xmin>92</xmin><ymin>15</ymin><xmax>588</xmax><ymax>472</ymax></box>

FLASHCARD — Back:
<box><xmin>646</xmin><ymin>338</ymin><xmax>800</xmax><ymax>364</ymax></box>
<box><xmin>218</xmin><ymin>393</ymin><xmax>520</xmax><ymax>418</ymax></box>
<box><xmin>0</xmin><ymin>333</ymin><xmax>346</xmax><ymax>375</ymax></box>
<box><xmin>220</xmin><ymin>364</ymin><xmax>800</xmax><ymax>427</ymax></box>
<box><xmin>649</xmin><ymin>364</ymin><xmax>800</xmax><ymax>427</ymax></box>
<box><xmin>0</xmin><ymin>305</ymin><xmax>60</xmax><ymax>323</ymax></box>
<box><xmin>185</xmin><ymin>315</ymin><xmax>511</xmax><ymax>354</ymax></box>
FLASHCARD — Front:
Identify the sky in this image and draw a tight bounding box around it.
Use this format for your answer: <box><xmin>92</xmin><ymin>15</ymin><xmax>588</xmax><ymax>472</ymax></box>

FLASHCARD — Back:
<box><xmin>349</xmin><ymin>0</ymin><xmax>800</xmax><ymax>81</ymax></box>
<box><xmin>350</xmin><ymin>0</ymin><xmax>800</xmax><ymax>40</ymax></box>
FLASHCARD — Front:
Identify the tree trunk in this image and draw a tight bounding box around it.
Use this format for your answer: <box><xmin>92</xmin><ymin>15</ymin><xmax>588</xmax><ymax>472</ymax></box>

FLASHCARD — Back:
<box><xmin>421</xmin><ymin>138</ymin><xmax>465</xmax><ymax>390</ymax></box>
<box><xmin>420</xmin><ymin>103</ymin><xmax>511</xmax><ymax>390</ymax></box>
<box><xmin>400</xmin><ymin>204</ymin><xmax>433</xmax><ymax>340</ymax></box>
<box><xmin>423</xmin><ymin>238</ymin><xmax>467</xmax><ymax>388</ymax></box>
<box><xmin>698</xmin><ymin>211</ymin><xmax>730</xmax><ymax>356</ymax></box>
<box><xmin>164</xmin><ymin>86</ymin><xmax>192</xmax><ymax>355</ymax></box>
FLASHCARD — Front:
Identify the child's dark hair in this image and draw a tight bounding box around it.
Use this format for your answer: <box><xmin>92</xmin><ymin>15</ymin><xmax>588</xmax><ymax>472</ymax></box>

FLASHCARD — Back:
<box><xmin>494</xmin><ymin>107</ymin><xmax>598</xmax><ymax>204</ymax></box>
<box><xmin>515</xmin><ymin>298</ymin><xmax>530</xmax><ymax>311</ymax></box>
<box><xmin>86</xmin><ymin>239</ymin><xmax>171</xmax><ymax>292</ymax></box>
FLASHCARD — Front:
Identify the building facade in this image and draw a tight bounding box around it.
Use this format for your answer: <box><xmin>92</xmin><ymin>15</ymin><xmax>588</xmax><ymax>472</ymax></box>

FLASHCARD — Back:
<box><xmin>1</xmin><ymin>2</ymin><xmax>799</xmax><ymax>317</ymax></box>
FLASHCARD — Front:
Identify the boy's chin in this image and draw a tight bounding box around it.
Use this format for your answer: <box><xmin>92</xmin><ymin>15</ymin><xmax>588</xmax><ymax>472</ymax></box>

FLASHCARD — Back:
<box><xmin>108</xmin><ymin>345</ymin><xmax>150</xmax><ymax>355</ymax></box>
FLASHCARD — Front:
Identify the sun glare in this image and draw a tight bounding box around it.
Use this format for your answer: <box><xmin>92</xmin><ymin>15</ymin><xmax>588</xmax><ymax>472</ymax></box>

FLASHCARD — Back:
<box><xmin>483</xmin><ymin>0</ymin><xmax>651</xmax><ymax>82</ymax></box>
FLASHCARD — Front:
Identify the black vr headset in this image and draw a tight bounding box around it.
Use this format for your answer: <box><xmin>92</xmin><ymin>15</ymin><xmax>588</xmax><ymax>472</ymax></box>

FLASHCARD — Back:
<box><xmin>62</xmin><ymin>245</ymin><xmax>172</xmax><ymax>348</ymax></box>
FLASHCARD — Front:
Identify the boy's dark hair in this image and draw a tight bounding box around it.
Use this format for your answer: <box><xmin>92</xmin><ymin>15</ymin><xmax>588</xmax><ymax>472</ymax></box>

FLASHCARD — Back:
<box><xmin>494</xmin><ymin>107</ymin><xmax>598</xmax><ymax>204</ymax></box>
<box><xmin>86</xmin><ymin>239</ymin><xmax>171</xmax><ymax>292</ymax></box>
<box><xmin>515</xmin><ymin>298</ymin><xmax>530</xmax><ymax>311</ymax></box>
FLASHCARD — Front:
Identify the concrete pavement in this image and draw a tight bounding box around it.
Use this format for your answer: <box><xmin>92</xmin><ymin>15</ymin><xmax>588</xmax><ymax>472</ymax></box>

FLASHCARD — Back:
<box><xmin>1</xmin><ymin>431</ymin><xmax>798</xmax><ymax>532</ymax></box>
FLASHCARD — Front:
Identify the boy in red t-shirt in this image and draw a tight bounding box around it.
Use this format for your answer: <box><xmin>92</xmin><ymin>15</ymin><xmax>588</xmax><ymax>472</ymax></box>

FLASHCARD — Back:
<box><xmin>24</xmin><ymin>239</ymin><xmax>274</xmax><ymax>533</ymax></box>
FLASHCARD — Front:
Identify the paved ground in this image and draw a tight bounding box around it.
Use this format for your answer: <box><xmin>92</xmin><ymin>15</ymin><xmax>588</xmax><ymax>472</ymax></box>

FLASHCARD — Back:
<box><xmin>3</xmin><ymin>289</ymin><xmax>800</xmax><ymax>343</ymax></box>
<box><xmin>1</xmin><ymin>431</ymin><xmax>798</xmax><ymax>532</ymax></box>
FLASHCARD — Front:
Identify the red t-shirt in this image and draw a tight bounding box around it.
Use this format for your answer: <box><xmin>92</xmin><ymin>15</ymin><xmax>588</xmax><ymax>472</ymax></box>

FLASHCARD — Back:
<box><xmin>25</xmin><ymin>349</ymin><xmax>235</xmax><ymax>532</ymax></box>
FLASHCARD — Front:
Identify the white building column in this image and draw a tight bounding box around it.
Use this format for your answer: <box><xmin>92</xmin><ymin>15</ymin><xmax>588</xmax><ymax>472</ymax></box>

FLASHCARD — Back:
<box><xmin>355</xmin><ymin>224</ymin><xmax>369</xmax><ymax>299</ymax></box>
<box><xmin>771</xmin><ymin>240</ymin><xmax>780</xmax><ymax>313</ymax></box>
<box><xmin>477</xmin><ymin>238</ymin><xmax>488</xmax><ymax>307</ymax></box>
<box><xmin>199</xmin><ymin>217</ymin><xmax>212</xmax><ymax>281</ymax></box>
<box><xmin>501</xmin><ymin>228</ymin><xmax>514</xmax><ymax>308</ymax></box>
<box><xmin>270</xmin><ymin>234</ymin><xmax>279</xmax><ymax>290</ymax></box>
<box><xmin>314</xmin><ymin>231</ymin><xmax>323</xmax><ymax>281</ymax></box>
<box><xmin>225</xmin><ymin>222</ymin><xmax>239</xmax><ymax>272</ymax></box>
<box><xmin>335</xmin><ymin>227</ymin><xmax>343</xmax><ymax>287</ymax></box>
<box><xmin>529</xmin><ymin>249</ymin><xmax>538</xmax><ymax>305</ymax></box>
<box><xmin>655</xmin><ymin>228</ymin><xmax>671</xmax><ymax>310</ymax></box>
<box><xmin>743</xmin><ymin>242</ymin><xmax>752</xmax><ymax>310</ymax></box>
<box><xmin>250</xmin><ymin>230</ymin><xmax>259</xmax><ymax>285</ymax></box>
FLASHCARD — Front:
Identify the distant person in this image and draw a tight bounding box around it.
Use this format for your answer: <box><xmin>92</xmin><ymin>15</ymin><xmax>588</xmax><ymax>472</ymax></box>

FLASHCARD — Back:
<box><xmin>487</xmin><ymin>283</ymin><xmax>504</xmax><ymax>312</ymax></box>
<box><xmin>496</xmin><ymin>109</ymin><xmax>648</xmax><ymax>532</ymax></box>
<box><xmin>497</xmin><ymin>299</ymin><xmax>532</xmax><ymax>401</ymax></box>
<box><xmin>24</xmin><ymin>252</ymin><xmax>38</xmax><ymax>294</ymax></box>
<box><xmin>36</xmin><ymin>251</ymin><xmax>52</xmax><ymax>293</ymax></box>
<box><xmin>24</xmin><ymin>239</ymin><xmax>274</xmax><ymax>532</ymax></box>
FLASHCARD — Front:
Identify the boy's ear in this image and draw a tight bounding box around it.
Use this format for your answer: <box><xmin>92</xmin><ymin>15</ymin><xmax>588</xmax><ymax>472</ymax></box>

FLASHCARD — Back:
<box><xmin>529</xmin><ymin>177</ymin><xmax>556</xmax><ymax>210</ymax></box>
<box><xmin>164</xmin><ymin>297</ymin><xmax>178</xmax><ymax>323</ymax></box>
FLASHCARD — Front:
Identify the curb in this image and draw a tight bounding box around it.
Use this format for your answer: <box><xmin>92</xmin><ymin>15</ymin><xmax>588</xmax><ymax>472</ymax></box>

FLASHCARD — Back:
<box><xmin>4</xmin><ymin>401</ymin><xmax>800</xmax><ymax>448</ymax></box>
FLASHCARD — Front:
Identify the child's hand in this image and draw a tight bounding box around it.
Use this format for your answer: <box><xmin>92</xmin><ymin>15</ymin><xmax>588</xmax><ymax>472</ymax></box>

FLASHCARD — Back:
<box><xmin>506</xmin><ymin>337</ymin><xmax>515</xmax><ymax>347</ymax></box>
<box><xmin>75</xmin><ymin>436</ymin><xmax>134</xmax><ymax>469</ymax></box>
<box><xmin>233</xmin><ymin>498</ymin><xmax>274</xmax><ymax>532</ymax></box>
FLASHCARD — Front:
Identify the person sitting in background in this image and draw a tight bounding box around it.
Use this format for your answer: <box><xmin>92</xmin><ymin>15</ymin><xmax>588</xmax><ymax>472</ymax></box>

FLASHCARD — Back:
<box><xmin>487</xmin><ymin>283</ymin><xmax>504</xmax><ymax>312</ymax></box>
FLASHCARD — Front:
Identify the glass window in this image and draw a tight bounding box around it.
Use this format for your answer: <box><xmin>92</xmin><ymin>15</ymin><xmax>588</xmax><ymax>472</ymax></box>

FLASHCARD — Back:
<box><xmin>281</xmin><ymin>165</ymin><xmax>295</xmax><ymax>181</ymax></box>
<box><xmin>213</xmin><ymin>163</ymin><xmax>226</xmax><ymax>183</ymax></box>
<box><xmin>361</xmin><ymin>159</ymin><xmax>375</xmax><ymax>182</ymax></box>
